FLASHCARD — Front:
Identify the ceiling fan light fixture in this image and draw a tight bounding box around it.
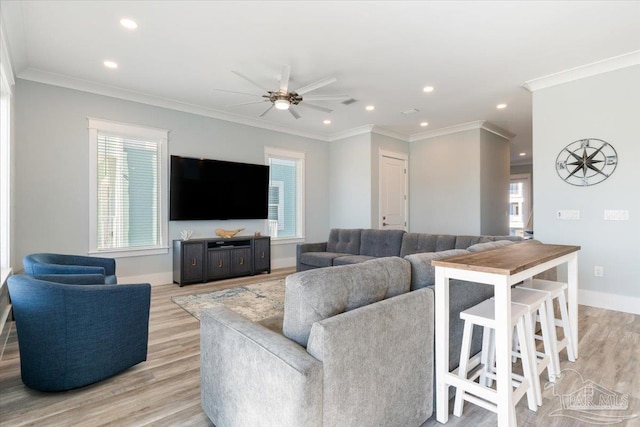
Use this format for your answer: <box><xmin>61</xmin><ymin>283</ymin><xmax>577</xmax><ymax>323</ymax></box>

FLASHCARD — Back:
<box><xmin>274</xmin><ymin>99</ymin><xmax>290</xmax><ymax>110</ymax></box>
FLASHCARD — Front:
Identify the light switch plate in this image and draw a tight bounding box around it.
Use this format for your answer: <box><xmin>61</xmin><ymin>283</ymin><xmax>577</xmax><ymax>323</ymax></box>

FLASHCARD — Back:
<box><xmin>557</xmin><ymin>210</ymin><xmax>580</xmax><ymax>220</ymax></box>
<box><xmin>604</xmin><ymin>210</ymin><xmax>629</xmax><ymax>221</ymax></box>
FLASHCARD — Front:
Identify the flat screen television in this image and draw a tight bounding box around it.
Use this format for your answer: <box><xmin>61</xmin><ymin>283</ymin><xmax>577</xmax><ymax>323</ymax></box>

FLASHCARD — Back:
<box><xmin>170</xmin><ymin>155</ymin><xmax>269</xmax><ymax>220</ymax></box>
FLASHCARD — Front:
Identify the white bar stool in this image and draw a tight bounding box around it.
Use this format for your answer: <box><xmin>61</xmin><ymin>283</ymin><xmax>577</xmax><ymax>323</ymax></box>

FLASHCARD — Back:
<box><xmin>489</xmin><ymin>288</ymin><xmax>559</xmax><ymax>407</ymax></box>
<box><xmin>454</xmin><ymin>299</ymin><xmax>538</xmax><ymax>421</ymax></box>
<box><xmin>517</xmin><ymin>279</ymin><xmax>576</xmax><ymax>369</ymax></box>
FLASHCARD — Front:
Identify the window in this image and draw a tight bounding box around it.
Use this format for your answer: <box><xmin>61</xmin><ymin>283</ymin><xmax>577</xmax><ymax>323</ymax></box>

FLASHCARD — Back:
<box><xmin>0</xmin><ymin>38</ymin><xmax>13</xmax><ymax>277</ymax></box>
<box><xmin>88</xmin><ymin>119</ymin><xmax>169</xmax><ymax>257</ymax></box>
<box><xmin>509</xmin><ymin>174</ymin><xmax>531</xmax><ymax>237</ymax></box>
<box><xmin>265</xmin><ymin>147</ymin><xmax>305</xmax><ymax>242</ymax></box>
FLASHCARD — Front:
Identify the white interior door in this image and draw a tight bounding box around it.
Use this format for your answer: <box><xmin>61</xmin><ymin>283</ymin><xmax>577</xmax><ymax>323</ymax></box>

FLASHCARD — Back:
<box><xmin>379</xmin><ymin>152</ymin><xmax>408</xmax><ymax>230</ymax></box>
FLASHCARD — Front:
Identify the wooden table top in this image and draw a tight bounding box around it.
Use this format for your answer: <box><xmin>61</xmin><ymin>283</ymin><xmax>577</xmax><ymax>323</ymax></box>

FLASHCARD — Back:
<box><xmin>431</xmin><ymin>243</ymin><xmax>581</xmax><ymax>276</ymax></box>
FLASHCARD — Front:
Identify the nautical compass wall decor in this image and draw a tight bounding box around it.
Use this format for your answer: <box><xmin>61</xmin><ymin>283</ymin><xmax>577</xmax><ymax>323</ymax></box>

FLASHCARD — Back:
<box><xmin>555</xmin><ymin>138</ymin><xmax>618</xmax><ymax>186</ymax></box>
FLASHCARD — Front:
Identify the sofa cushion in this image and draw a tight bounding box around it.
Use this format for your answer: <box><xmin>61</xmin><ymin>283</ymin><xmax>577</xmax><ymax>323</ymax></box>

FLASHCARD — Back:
<box><xmin>359</xmin><ymin>229</ymin><xmax>406</xmax><ymax>257</ymax></box>
<box><xmin>332</xmin><ymin>255</ymin><xmax>376</xmax><ymax>266</ymax></box>
<box><xmin>400</xmin><ymin>233</ymin><xmax>457</xmax><ymax>257</ymax></box>
<box><xmin>467</xmin><ymin>240</ymin><xmax>515</xmax><ymax>252</ymax></box>
<box><xmin>299</xmin><ymin>252</ymin><xmax>352</xmax><ymax>268</ymax></box>
<box><xmin>326</xmin><ymin>229</ymin><xmax>362</xmax><ymax>255</ymax></box>
<box><xmin>404</xmin><ymin>249</ymin><xmax>470</xmax><ymax>290</ymax></box>
<box><xmin>283</xmin><ymin>257</ymin><xmax>411</xmax><ymax>347</ymax></box>
<box><xmin>453</xmin><ymin>235</ymin><xmax>492</xmax><ymax>249</ymax></box>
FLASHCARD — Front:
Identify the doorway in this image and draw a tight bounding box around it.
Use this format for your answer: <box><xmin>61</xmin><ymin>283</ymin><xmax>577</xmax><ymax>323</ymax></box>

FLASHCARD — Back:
<box><xmin>379</xmin><ymin>150</ymin><xmax>408</xmax><ymax>230</ymax></box>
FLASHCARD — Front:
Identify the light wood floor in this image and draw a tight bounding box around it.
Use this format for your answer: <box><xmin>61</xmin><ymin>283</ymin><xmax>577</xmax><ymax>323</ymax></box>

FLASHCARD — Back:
<box><xmin>1</xmin><ymin>270</ymin><xmax>638</xmax><ymax>426</ymax></box>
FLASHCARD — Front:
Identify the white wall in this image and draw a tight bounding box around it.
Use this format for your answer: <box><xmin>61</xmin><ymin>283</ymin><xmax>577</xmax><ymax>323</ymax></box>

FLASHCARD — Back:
<box><xmin>409</xmin><ymin>129</ymin><xmax>482</xmax><ymax>234</ymax></box>
<box><xmin>480</xmin><ymin>129</ymin><xmax>510</xmax><ymax>235</ymax></box>
<box><xmin>14</xmin><ymin>79</ymin><xmax>331</xmax><ymax>283</ymax></box>
<box><xmin>329</xmin><ymin>133</ymin><xmax>372</xmax><ymax>228</ymax></box>
<box><xmin>532</xmin><ymin>65</ymin><xmax>640</xmax><ymax>313</ymax></box>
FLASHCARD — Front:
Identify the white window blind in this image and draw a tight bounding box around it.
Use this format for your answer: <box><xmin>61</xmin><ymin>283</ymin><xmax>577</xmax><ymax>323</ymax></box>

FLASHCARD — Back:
<box><xmin>97</xmin><ymin>134</ymin><xmax>159</xmax><ymax>250</ymax></box>
<box><xmin>88</xmin><ymin>118</ymin><xmax>168</xmax><ymax>257</ymax></box>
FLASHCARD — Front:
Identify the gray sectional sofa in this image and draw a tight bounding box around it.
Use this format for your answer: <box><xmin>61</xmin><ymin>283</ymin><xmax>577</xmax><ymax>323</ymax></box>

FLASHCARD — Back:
<box><xmin>296</xmin><ymin>228</ymin><xmax>523</xmax><ymax>271</ymax></box>
<box><xmin>200</xmin><ymin>230</ymin><xmax>549</xmax><ymax>426</ymax></box>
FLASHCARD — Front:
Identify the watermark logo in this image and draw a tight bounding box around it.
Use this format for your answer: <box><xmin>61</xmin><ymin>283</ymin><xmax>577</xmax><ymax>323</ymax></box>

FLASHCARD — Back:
<box><xmin>546</xmin><ymin>369</ymin><xmax>637</xmax><ymax>425</ymax></box>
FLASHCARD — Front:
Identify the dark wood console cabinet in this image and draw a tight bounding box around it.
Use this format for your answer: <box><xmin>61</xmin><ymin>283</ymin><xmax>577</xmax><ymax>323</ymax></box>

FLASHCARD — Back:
<box><xmin>173</xmin><ymin>236</ymin><xmax>271</xmax><ymax>286</ymax></box>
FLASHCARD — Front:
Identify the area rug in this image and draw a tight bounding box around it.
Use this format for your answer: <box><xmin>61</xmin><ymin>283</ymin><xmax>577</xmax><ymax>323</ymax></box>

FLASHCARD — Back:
<box><xmin>171</xmin><ymin>279</ymin><xmax>285</xmax><ymax>332</ymax></box>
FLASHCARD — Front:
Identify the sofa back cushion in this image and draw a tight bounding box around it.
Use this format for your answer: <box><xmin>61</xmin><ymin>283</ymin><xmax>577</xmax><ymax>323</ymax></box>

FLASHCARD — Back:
<box><xmin>283</xmin><ymin>257</ymin><xmax>411</xmax><ymax>347</ymax></box>
<box><xmin>404</xmin><ymin>249</ymin><xmax>470</xmax><ymax>290</ymax></box>
<box><xmin>359</xmin><ymin>229</ymin><xmax>406</xmax><ymax>257</ymax></box>
<box><xmin>400</xmin><ymin>233</ymin><xmax>457</xmax><ymax>257</ymax></box>
<box><xmin>467</xmin><ymin>240</ymin><xmax>516</xmax><ymax>252</ymax></box>
<box><xmin>326</xmin><ymin>229</ymin><xmax>362</xmax><ymax>255</ymax></box>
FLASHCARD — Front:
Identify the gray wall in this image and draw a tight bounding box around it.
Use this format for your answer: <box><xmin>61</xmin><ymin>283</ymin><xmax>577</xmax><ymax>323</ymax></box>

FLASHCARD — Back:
<box><xmin>328</xmin><ymin>133</ymin><xmax>372</xmax><ymax>228</ymax></box>
<box><xmin>14</xmin><ymin>79</ymin><xmax>331</xmax><ymax>282</ymax></box>
<box><xmin>409</xmin><ymin>129</ymin><xmax>482</xmax><ymax>234</ymax></box>
<box><xmin>532</xmin><ymin>65</ymin><xmax>640</xmax><ymax>311</ymax></box>
<box><xmin>480</xmin><ymin>129</ymin><xmax>510</xmax><ymax>235</ymax></box>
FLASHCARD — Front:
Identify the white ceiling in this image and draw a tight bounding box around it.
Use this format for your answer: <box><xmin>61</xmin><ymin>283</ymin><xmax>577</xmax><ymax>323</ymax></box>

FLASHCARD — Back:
<box><xmin>2</xmin><ymin>1</ymin><xmax>640</xmax><ymax>164</ymax></box>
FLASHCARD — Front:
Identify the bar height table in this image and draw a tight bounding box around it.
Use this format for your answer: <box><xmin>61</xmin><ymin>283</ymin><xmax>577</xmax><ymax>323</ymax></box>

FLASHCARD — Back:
<box><xmin>432</xmin><ymin>243</ymin><xmax>580</xmax><ymax>426</ymax></box>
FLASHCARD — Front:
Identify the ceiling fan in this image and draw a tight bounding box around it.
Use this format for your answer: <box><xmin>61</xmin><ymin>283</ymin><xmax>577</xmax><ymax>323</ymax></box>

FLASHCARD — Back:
<box><xmin>214</xmin><ymin>65</ymin><xmax>350</xmax><ymax>119</ymax></box>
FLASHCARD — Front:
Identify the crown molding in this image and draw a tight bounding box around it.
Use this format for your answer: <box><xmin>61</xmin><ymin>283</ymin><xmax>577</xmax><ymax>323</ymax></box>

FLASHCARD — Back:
<box><xmin>17</xmin><ymin>67</ymin><xmax>333</xmax><ymax>142</ymax></box>
<box><xmin>17</xmin><ymin>67</ymin><xmax>517</xmax><ymax>145</ymax></box>
<box><xmin>330</xmin><ymin>124</ymin><xmax>375</xmax><ymax>141</ymax></box>
<box><xmin>371</xmin><ymin>125</ymin><xmax>410</xmax><ymax>141</ymax></box>
<box><xmin>481</xmin><ymin>121</ymin><xmax>516</xmax><ymax>140</ymax></box>
<box><xmin>522</xmin><ymin>50</ymin><xmax>640</xmax><ymax>92</ymax></box>
<box><xmin>410</xmin><ymin>120</ymin><xmax>514</xmax><ymax>142</ymax></box>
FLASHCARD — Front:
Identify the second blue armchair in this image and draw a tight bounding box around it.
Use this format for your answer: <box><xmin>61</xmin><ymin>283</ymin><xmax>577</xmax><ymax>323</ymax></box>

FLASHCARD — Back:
<box><xmin>23</xmin><ymin>253</ymin><xmax>117</xmax><ymax>284</ymax></box>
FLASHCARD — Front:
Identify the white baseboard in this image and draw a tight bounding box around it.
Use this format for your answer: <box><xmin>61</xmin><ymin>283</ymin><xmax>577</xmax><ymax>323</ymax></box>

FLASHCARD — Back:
<box><xmin>579</xmin><ymin>289</ymin><xmax>640</xmax><ymax>315</ymax></box>
<box><xmin>272</xmin><ymin>257</ymin><xmax>296</xmax><ymax>270</ymax></box>
<box><xmin>119</xmin><ymin>271</ymin><xmax>173</xmax><ymax>287</ymax></box>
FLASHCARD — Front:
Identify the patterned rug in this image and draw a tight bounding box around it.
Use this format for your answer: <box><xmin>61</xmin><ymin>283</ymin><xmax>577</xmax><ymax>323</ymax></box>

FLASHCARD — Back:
<box><xmin>171</xmin><ymin>279</ymin><xmax>285</xmax><ymax>332</ymax></box>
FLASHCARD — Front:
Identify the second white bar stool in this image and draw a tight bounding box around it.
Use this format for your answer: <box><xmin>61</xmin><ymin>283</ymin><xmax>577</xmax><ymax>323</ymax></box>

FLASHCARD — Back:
<box><xmin>517</xmin><ymin>279</ymin><xmax>576</xmax><ymax>368</ymax></box>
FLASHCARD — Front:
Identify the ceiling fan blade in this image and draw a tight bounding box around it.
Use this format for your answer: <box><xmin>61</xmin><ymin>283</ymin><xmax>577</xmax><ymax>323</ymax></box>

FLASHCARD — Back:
<box><xmin>303</xmin><ymin>95</ymin><xmax>351</xmax><ymax>101</ymax></box>
<box><xmin>232</xmin><ymin>70</ymin><xmax>270</xmax><ymax>93</ymax></box>
<box><xmin>279</xmin><ymin>65</ymin><xmax>291</xmax><ymax>94</ymax></box>
<box><xmin>294</xmin><ymin>76</ymin><xmax>337</xmax><ymax>95</ymax></box>
<box><xmin>212</xmin><ymin>88</ymin><xmax>263</xmax><ymax>97</ymax></box>
<box><xmin>259</xmin><ymin>104</ymin><xmax>274</xmax><ymax>117</ymax></box>
<box><xmin>299</xmin><ymin>103</ymin><xmax>333</xmax><ymax>113</ymax></box>
<box><xmin>289</xmin><ymin>108</ymin><xmax>301</xmax><ymax>119</ymax></box>
<box><xmin>226</xmin><ymin>100</ymin><xmax>269</xmax><ymax>107</ymax></box>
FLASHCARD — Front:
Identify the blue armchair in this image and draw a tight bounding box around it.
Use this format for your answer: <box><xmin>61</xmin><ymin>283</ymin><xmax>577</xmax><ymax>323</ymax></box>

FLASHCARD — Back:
<box><xmin>7</xmin><ymin>274</ymin><xmax>151</xmax><ymax>391</ymax></box>
<box><xmin>23</xmin><ymin>253</ymin><xmax>117</xmax><ymax>284</ymax></box>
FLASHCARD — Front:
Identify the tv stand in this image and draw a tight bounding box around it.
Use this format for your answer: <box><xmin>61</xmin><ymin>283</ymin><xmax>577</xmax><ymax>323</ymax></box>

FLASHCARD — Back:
<box><xmin>173</xmin><ymin>235</ymin><xmax>271</xmax><ymax>286</ymax></box>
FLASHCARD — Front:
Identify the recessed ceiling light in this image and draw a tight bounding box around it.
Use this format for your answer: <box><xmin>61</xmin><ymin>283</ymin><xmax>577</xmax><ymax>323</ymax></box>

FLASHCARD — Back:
<box><xmin>519</xmin><ymin>152</ymin><xmax>526</xmax><ymax>156</ymax></box>
<box><xmin>496</xmin><ymin>103</ymin><xmax>507</xmax><ymax>109</ymax></box>
<box><xmin>103</xmin><ymin>60</ymin><xmax>118</xmax><ymax>69</ymax></box>
<box><xmin>323</xmin><ymin>119</ymin><xmax>331</xmax><ymax>125</ymax></box>
<box><xmin>120</xmin><ymin>18</ymin><xmax>138</xmax><ymax>30</ymax></box>
<box><xmin>365</xmin><ymin>105</ymin><xmax>375</xmax><ymax>111</ymax></box>
<box><xmin>423</xmin><ymin>86</ymin><xmax>434</xmax><ymax>93</ymax></box>
<box><xmin>420</xmin><ymin>122</ymin><xmax>429</xmax><ymax>127</ymax></box>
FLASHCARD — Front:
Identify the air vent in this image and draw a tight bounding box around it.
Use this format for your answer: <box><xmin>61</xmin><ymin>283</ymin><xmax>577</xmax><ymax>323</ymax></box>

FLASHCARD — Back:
<box><xmin>341</xmin><ymin>98</ymin><xmax>358</xmax><ymax>105</ymax></box>
<box><xmin>401</xmin><ymin>108</ymin><xmax>420</xmax><ymax>115</ymax></box>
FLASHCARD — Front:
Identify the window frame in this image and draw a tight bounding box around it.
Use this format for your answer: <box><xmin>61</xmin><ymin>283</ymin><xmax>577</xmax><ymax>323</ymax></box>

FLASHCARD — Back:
<box><xmin>0</xmin><ymin>31</ymin><xmax>14</xmax><ymax>282</ymax></box>
<box><xmin>264</xmin><ymin>146</ymin><xmax>305</xmax><ymax>244</ymax></box>
<box><xmin>88</xmin><ymin>118</ymin><xmax>169</xmax><ymax>257</ymax></box>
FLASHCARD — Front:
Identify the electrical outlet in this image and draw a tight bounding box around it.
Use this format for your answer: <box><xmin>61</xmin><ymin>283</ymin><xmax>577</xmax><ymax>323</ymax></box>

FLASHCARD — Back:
<box><xmin>604</xmin><ymin>210</ymin><xmax>629</xmax><ymax>221</ymax></box>
<box><xmin>594</xmin><ymin>266</ymin><xmax>604</xmax><ymax>277</ymax></box>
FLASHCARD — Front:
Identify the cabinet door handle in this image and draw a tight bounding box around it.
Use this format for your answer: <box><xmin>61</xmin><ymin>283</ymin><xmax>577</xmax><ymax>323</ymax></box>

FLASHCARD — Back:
<box><xmin>240</xmin><ymin>257</ymin><xmax>244</xmax><ymax>265</ymax></box>
<box><xmin>260</xmin><ymin>251</ymin><xmax>265</xmax><ymax>259</ymax></box>
<box><xmin>191</xmin><ymin>258</ymin><xmax>197</xmax><ymax>266</ymax></box>
<box><xmin>218</xmin><ymin>260</ymin><xmax>223</xmax><ymax>268</ymax></box>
